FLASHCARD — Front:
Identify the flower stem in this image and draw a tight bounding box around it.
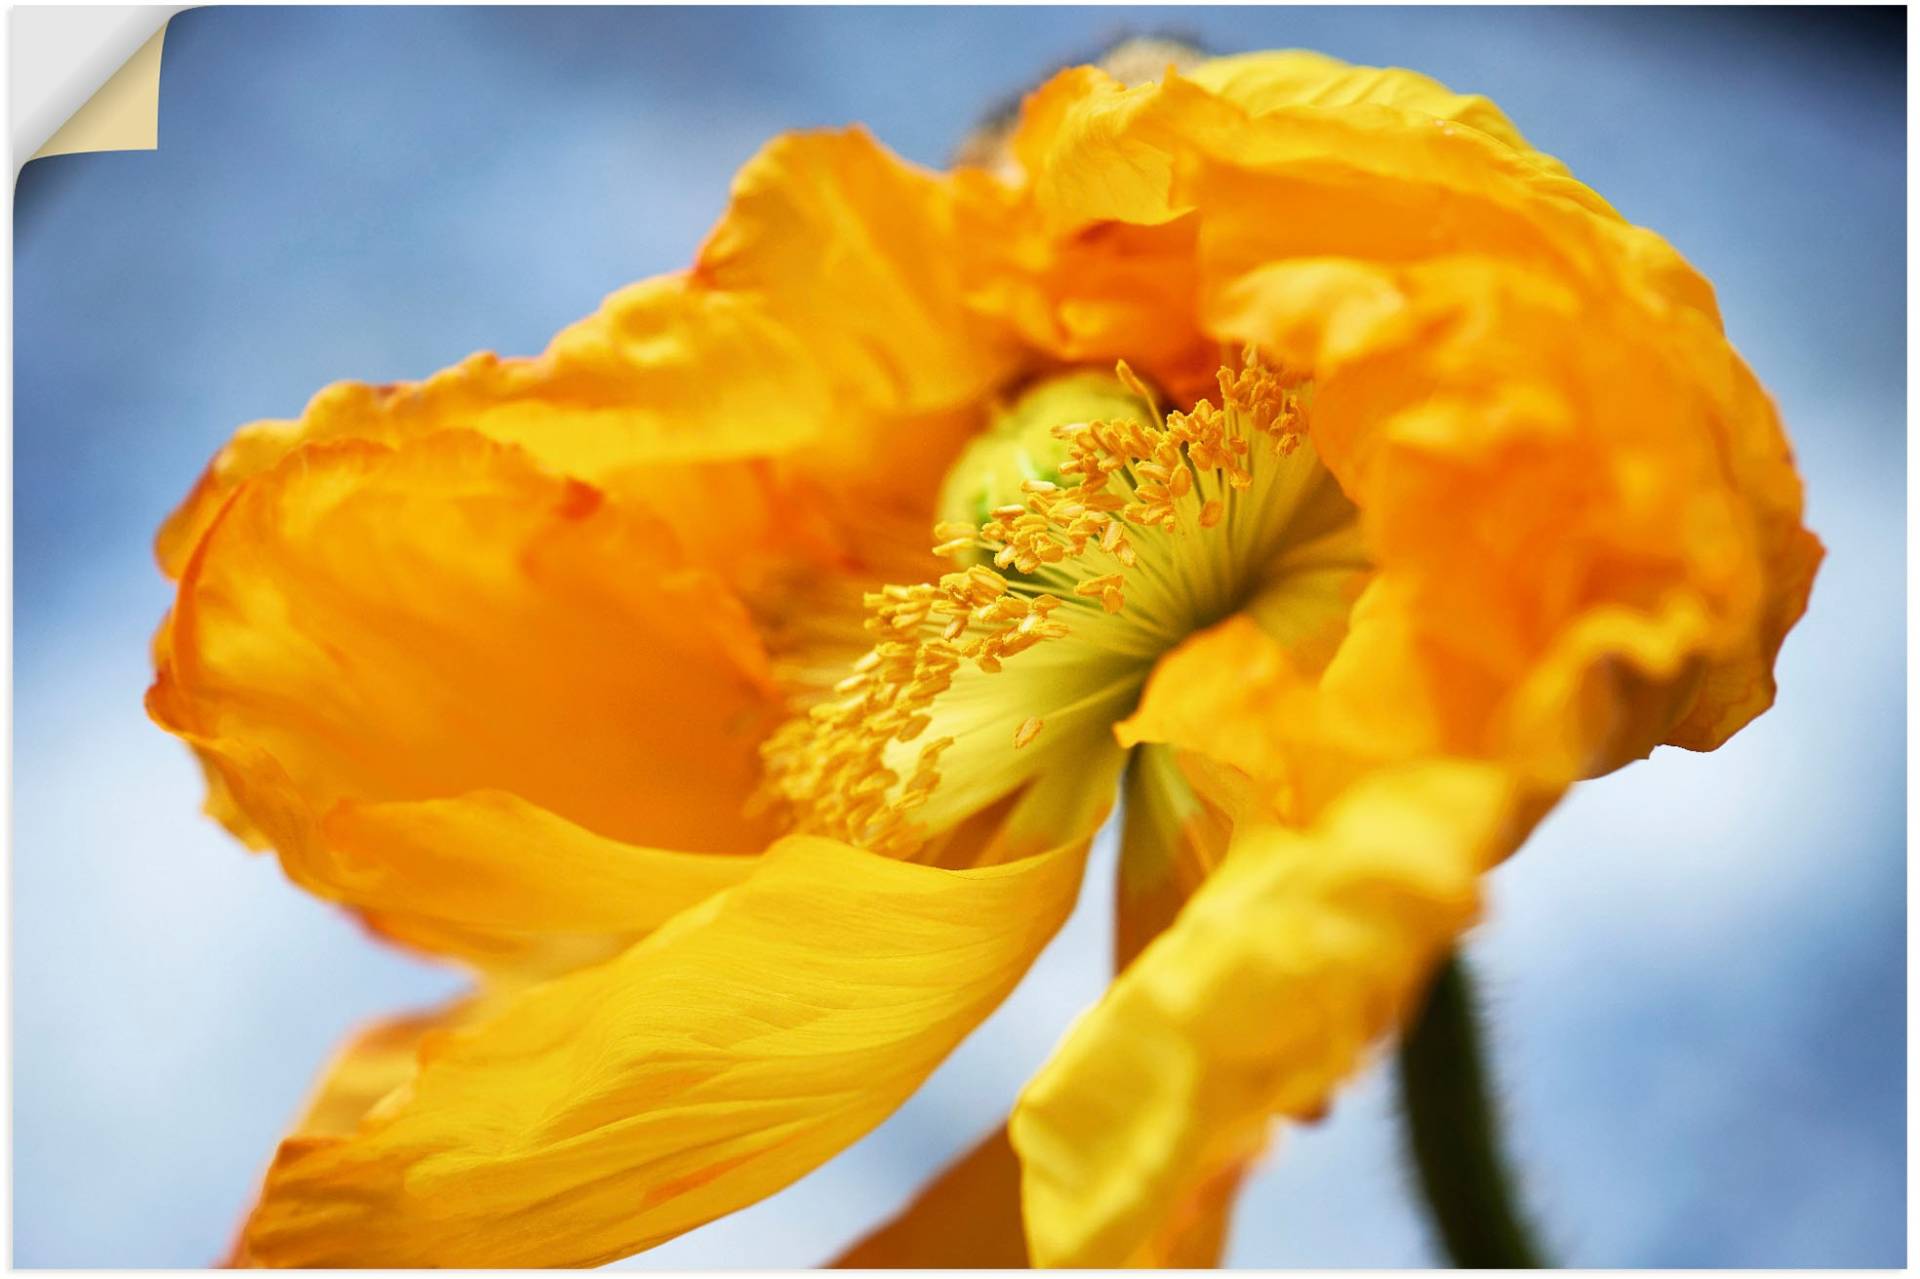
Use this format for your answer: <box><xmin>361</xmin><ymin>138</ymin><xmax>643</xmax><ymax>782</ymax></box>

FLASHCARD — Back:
<box><xmin>1397</xmin><ymin>952</ymin><xmax>1548</xmax><ymax>1268</ymax></box>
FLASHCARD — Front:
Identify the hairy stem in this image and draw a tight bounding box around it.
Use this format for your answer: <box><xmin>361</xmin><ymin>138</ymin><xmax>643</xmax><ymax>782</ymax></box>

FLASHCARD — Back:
<box><xmin>1398</xmin><ymin>952</ymin><xmax>1548</xmax><ymax>1268</ymax></box>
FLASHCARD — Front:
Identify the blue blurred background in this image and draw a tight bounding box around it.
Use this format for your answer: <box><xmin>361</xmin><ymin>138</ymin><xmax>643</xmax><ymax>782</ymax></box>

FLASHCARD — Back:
<box><xmin>12</xmin><ymin>6</ymin><xmax>1904</xmax><ymax>1267</ymax></box>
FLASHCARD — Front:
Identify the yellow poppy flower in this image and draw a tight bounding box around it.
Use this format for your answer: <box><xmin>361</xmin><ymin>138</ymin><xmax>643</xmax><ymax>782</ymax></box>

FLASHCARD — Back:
<box><xmin>150</xmin><ymin>45</ymin><xmax>1818</xmax><ymax>1269</ymax></box>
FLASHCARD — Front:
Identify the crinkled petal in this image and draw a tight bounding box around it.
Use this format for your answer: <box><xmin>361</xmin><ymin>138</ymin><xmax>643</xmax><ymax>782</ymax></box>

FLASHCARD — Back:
<box><xmin>149</xmin><ymin>431</ymin><xmax>783</xmax><ymax>964</ymax></box>
<box><xmin>238</xmin><ymin>833</ymin><xmax>1090</xmax><ymax>1267</ymax></box>
<box><xmin>159</xmin><ymin>128</ymin><xmax>1017</xmax><ymax>579</ymax></box>
<box><xmin>1169</xmin><ymin>96</ymin><xmax>1716</xmax><ymax>329</ymax></box>
<box><xmin>154</xmin><ymin>286</ymin><xmax>832</xmax><ymax>579</ymax></box>
<box><xmin>696</xmin><ymin>128</ymin><xmax>1017</xmax><ymax>432</ymax></box>
<box><xmin>953</xmin><ymin>182</ymin><xmax>1214</xmax><ymax>398</ymax></box>
<box><xmin>1208</xmin><ymin>252</ymin><xmax>1807</xmax><ymax>780</ymax></box>
<box><xmin>979</xmin><ymin>49</ymin><xmax>1643</xmax><ymax>407</ymax></box>
<box><xmin>1129</xmin><ymin>60</ymin><xmax>1814</xmax><ymax>773</ymax></box>
<box><xmin>1183</xmin><ymin>50</ymin><xmax>1544</xmax><ymax>157</ymax></box>
<box><xmin>1010</xmin><ymin>762</ymin><xmax>1522</xmax><ymax>1267</ymax></box>
<box><xmin>1012</xmin><ymin>53</ymin><xmax>1594</xmax><ymax>232</ymax></box>
<box><xmin>1650</xmin><ymin>332</ymin><xmax>1825</xmax><ymax>751</ymax></box>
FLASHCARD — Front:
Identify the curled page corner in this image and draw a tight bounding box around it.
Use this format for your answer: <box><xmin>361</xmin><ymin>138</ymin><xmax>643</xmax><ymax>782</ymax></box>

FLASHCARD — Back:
<box><xmin>16</xmin><ymin>7</ymin><xmax>182</xmax><ymax>170</ymax></box>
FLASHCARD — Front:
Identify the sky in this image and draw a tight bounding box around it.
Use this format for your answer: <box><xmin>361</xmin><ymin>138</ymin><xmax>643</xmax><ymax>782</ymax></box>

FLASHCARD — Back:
<box><xmin>12</xmin><ymin>6</ymin><xmax>1905</xmax><ymax>1267</ymax></box>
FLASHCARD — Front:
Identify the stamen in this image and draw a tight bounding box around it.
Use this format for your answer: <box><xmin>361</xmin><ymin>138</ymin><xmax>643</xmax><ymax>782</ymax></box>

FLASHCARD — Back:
<box><xmin>757</xmin><ymin>349</ymin><xmax>1321</xmax><ymax>855</ymax></box>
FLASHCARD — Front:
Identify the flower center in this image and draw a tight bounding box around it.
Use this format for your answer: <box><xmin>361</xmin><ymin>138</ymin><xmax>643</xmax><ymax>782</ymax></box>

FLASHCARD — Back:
<box><xmin>758</xmin><ymin>353</ymin><xmax>1366</xmax><ymax>857</ymax></box>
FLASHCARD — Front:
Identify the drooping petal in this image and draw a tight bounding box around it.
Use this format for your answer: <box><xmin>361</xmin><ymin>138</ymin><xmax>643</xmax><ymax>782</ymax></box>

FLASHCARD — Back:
<box><xmin>238</xmin><ymin>833</ymin><xmax>1090</xmax><ymax>1267</ymax></box>
<box><xmin>1010</xmin><ymin>762</ymin><xmax>1523</xmax><ymax>1267</ymax></box>
<box><xmin>149</xmin><ymin>431</ymin><xmax>784</xmax><ymax>964</ymax></box>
